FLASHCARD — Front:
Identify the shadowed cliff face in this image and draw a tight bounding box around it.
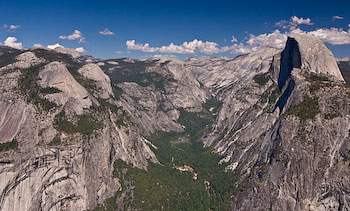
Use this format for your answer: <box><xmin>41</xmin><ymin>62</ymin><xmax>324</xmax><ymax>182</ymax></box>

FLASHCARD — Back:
<box><xmin>226</xmin><ymin>36</ymin><xmax>350</xmax><ymax>210</ymax></box>
<box><xmin>275</xmin><ymin>37</ymin><xmax>301</xmax><ymax>112</ymax></box>
<box><xmin>338</xmin><ymin>60</ymin><xmax>350</xmax><ymax>83</ymax></box>
<box><xmin>278</xmin><ymin>37</ymin><xmax>301</xmax><ymax>89</ymax></box>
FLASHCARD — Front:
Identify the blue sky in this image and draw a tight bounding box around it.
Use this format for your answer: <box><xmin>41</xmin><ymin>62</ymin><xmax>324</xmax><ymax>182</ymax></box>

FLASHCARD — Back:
<box><xmin>1</xmin><ymin>0</ymin><xmax>350</xmax><ymax>59</ymax></box>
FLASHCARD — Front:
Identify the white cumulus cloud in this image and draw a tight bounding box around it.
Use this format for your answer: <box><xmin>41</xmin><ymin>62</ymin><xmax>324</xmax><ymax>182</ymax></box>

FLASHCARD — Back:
<box><xmin>288</xmin><ymin>27</ymin><xmax>350</xmax><ymax>45</ymax></box>
<box><xmin>126</xmin><ymin>39</ymin><xmax>234</xmax><ymax>55</ymax></box>
<box><xmin>126</xmin><ymin>16</ymin><xmax>350</xmax><ymax>56</ymax></box>
<box><xmin>47</xmin><ymin>43</ymin><xmax>64</xmax><ymax>49</ymax></box>
<box><xmin>9</xmin><ymin>25</ymin><xmax>20</xmax><ymax>30</ymax></box>
<box><xmin>332</xmin><ymin>16</ymin><xmax>344</xmax><ymax>20</ymax></box>
<box><xmin>229</xmin><ymin>30</ymin><xmax>288</xmax><ymax>54</ymax></box>
<box><xmin>2</xmin><ymin>24</ymin><xmax>21</xmax><ymax>32</ymax></box>
<box><xmin>291</xmin><ymin>16</ymin><xmax>313</xmax><ymax>26</ymax></box>
<box><xmin>231</xmin><ymin>43</ymin><xmax>258</xmax><ymax>54</ymax></box>
<box><xmin>276</xmin><ymin>16</ymin><xmax>314</xmax><ymax>30</ymax></box>
<box><xmin>230</xmin><ymin>26</ymin><xmax>350</xmax><ymax>55</ymax></box>
<box><xmin>4</xmin><ymin>37</ymin><xmax>22</xmax><ymax>49</ymax></box>
<box><xmin>46</xmin><ymin>43</ymin><xmax>86</xmax><ymax>54</ymax></box>
<box><xmin>152</xmin><ymin>54</ymin><xmax>178</xmax><ymax>60</ymax></box>
<box><xmin>246</xmin><ymin>30</ymin><xmax>287</xmax><ymax>48</ymax></box>
<box><xmin>308</xmin><ymin>28</ymin><xmax>350</xmax><ymax>45</ymax></box>
<box><xmin>75</xmin><ymin>47</ymin><xmax>86</xmax><ymax>53</ymax></box>
<box><xmin>231</xmin><ymin>35</ymin><xmax>238</xmax><ymax>43</ymax></box>
<box><xmin>33</xmin><ymin>43</ymin><xmax>43</xmax><ymax>48</ymax></box>
<box><xmin>99</xmin><ymin>28</ymin><xmax>115</xmax><ymax>35</ymax></box>
<box><xmin>59</xmin><ymin>30</ymin><xmax>85</xmax><ymax>43</ymax></box>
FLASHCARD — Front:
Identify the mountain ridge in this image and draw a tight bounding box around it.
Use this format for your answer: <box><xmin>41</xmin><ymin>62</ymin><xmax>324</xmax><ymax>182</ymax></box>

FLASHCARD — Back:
<box><xmin>0</xmin><ymin>34</ymin><xmax>349</xmax><ymax>210</ymax></box>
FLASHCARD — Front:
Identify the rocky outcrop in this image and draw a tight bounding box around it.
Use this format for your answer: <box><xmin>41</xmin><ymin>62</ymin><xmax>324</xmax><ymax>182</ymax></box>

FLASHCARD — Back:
<box><xmin>14</xmin><ymin>52</ymin><xmax>45</xmax><ymax>69</ymax></box>
<box><xmin>78</xmin><ymin>64</ymin><xmax>113</xmax><ymax>99</ymax></box>
<box><xmin>186</xmin><ymin>47</ymin><xmax>281</xmax><ymax>91</ymax></box>
<box><xmin>166</xmin><ymin>60</ymin><xmax>208</xmax><ymax>111</ymax></box>
<box><xmin>0</xmin><ymin>147</ymin><xmax>88</xmax><ymax>211</ymax></box>
<box><xmin>51</xmin><ymin>47</ymin><xmax>81</xmax><ymax>58</ymax></box>
<box><xmin>0</xmin><ymin>102</ymin><xmax>26</xmax><ymax>144</ymax></box>
<box><xmin>37</xmin><ymin>61</ymin><xmax>92</xmax><ymax>115</ymax></box>
<box><xmin>289</xmin><ymin>35</ymin><xmax>344</xmax><ymax>81</ymax></box>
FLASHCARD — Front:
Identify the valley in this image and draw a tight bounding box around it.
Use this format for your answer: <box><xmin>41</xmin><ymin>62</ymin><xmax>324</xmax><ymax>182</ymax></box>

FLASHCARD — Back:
<box><xmin>0</xmin><ymin>34</ymin><xmax>350</xmax><ymax>210</ymax></box>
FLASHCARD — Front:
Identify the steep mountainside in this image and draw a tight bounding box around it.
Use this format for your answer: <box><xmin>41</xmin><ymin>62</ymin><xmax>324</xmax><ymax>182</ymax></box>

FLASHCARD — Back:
<box><xmin>0</xmin><ymin>34</ymin><xmax>349</xmax><ymax>211</ymax></box>
<box><xmin>338</xmin><ymin>60</ymin><xmax>350</xmax><ymax>84</ymax></box>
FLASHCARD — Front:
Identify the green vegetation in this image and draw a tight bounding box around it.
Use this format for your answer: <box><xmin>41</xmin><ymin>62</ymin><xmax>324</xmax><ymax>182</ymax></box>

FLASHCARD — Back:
<box><xmin>108</xmin><ymin>133</ymin><xmax>240</xmax><ymax>210</ymax></box>
<box><xmin>92</xmin><ymin>98</ymin><xmax>131</xmax><ymax>127</ymax></box>
<box><xmin>309</xmin><ymin>82</ymin><xmax>329</xmax><ymax>93</ymax></box>
<box><xmin>102</xmin><ymin>59</ymin><xmax>175</xmax><ymax>91</ymax></box>
<box><xmin>54</xmin><ymin>111</ymin><xmax>103</xmax><ymax>136</ymax></box>
<box><xmin>203</xmin><ymin>98</ymin><xmax>224</xmax><ymax>114</ymax></box>
<box><xmin>305</xmin><ymin>73</ymin><xmax>332</xmax><ymax>93</ymax></box>
<box><xmin>287</xmin><ymin>95</ymin><xmax>319</xmax><ymax>120</ymax></box>
<box><xmin>94</xmin><ymin>195</ymin><xmax>120</xmax><ymax>211</ymax></box>
<box><xmin>34</xmin><ymin>49</ymin><xmax>76</xmax><ymax>64</ymax></box>
<box><xmin>268</xmin><ymin>86</ymin><xmax>281</xmax><ymax>104</ymax></box>
<box><xmin>307</xmin><ymin>73</ymin><xmax>329</xmax><ymax>82</ymax></box>
<box><xmin>48</xmin><ymin>135</ymin><xmax>61</xmax><ymax>146</ymax></box>
<box><xmin>295</xmin><ymin>123</ymin><xmax>314</xmax><ymax>146</ymax></box>
<box><xmin>255</xmin><ymin>81</ymin><xmax>281</xmax><ymax>113</ymax></box>
<box><xmin>323</xmin><ymin>97</ymin><xmax>342</xmax><ymax>120</ymax></box>
<box><xmin>18</xmin><ymin>64</ymin><xmax>58</xmax><ymax>111</ymax></box>
<box><xmin>96</xmin><ymin>100</ymin><xmax>240</xmax><ymax>211</ymax></box>
<box><xmin>39</xmin><ymin>87</ymin><xmax>61</xmax><ymax>94</ymax></box>
<box><xmin>253</xmin><ymin>72</ymin><xmax>270</xmax><ymax>86</ymax></box>
<box><xmin>94</xmin><ymin>98</ymin><xmax>121</xmax><ymax>114</ymax></box>
<box><xmin>324</xmin><ymin>112</ymin><xmax>341</xmax><ymax>120</ymax></box>
<box><xmin>0</xmin><ymin>138</ymin><xmax>18</xmax><ymax>152</ymax></box>
<box><xmin>271</xmin><ymin>146</ymin><xmax>289</xmax><ymax>168</ymax></box>
<box><xmin>112</xmin><ymin>158</ymin><xmax>238</xmax><ymax>210</ymax></box>
<box><xmin>0</xmin><ymin>49</ymin><xmax>22</xmax><ymax>68</ymax></box>
<box><xmin>340</xmin><ymin>150</ymin><xmax>350</xmax><ymax>162</ymax></box>
<box><xmin>112</xmin><ymin>86</ymin><xmax>124</xmax><ymax>100</ymax></box>
<box><xmin>177</xmin><ymin>108</ymin><xmax>211</xmax><ymax>138</ymax></box>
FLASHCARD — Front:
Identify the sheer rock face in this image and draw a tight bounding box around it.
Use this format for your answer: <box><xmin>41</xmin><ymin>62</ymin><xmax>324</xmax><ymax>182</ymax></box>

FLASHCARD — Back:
<box><xmin>117</xmin><ymin>82</ymin><xmax>184</xmax><ymax>134</ymax></box>
<box><xmin>165</xmin><ymin>60</ymin><xmax>208</xmax><ymax>111</ymax></box>
<box><xmin>186</xmin><ymin>47</ymin><xmax>281</xmax><ymax>91</ymax></box>
<box><xmin>78</xmin><ymin>64</ymin><xmax>113</xmax><ymax>99</ymax></box>
<box><xmin>0</xmin><ymin>52</ymin><xmax>159</xmax><ymax>211</ymax></box>
<box><xmin>192</xmin><ymin>47</ymin><xmax>283</xmax><ymax>173</ymax></box>
<box><xmin>37</xmin><ymin>61</ymin><xmax>92</xmax><ymax>115</ymax></box>
<box><xmin>0</xmin><ymin>34</ymin><xmax>349</xmax><ymax>211</ymax></box>
<box><xmin>288</xmin><ymin>35</ymin><xmax>344</xmax><ymax>82</ymax></box>
<box><xmin>0</xmin><ymin>102</ymin><xmax>26</xmax><ymax>144</ymax></box>
<box><xmin>0</xmin><ymin>147</ymin><xmax>88</xmax><ymax>211</ymax></box>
